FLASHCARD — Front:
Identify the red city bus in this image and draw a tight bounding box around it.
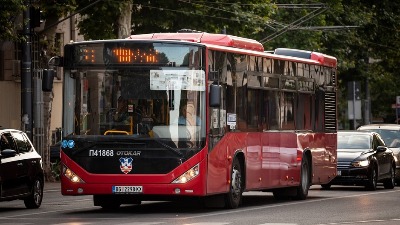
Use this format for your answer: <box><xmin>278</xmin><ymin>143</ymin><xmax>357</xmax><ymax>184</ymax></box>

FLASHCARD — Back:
<box><xmin>48</xmin><ymin>31</ymin><xmax>337</xmax><ymax>209</ymax></box>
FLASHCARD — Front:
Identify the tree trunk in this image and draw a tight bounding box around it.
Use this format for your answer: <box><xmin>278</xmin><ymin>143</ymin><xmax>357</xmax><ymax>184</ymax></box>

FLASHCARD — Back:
<box><xmin>40</xmin><ymin>14</ymin><xmax>58</xmax><ymax>181</ymax></box>
<box><xmin>118</xmin><ymin>1</ymin><xmax>132</xmax><ymax>39</ymax></box>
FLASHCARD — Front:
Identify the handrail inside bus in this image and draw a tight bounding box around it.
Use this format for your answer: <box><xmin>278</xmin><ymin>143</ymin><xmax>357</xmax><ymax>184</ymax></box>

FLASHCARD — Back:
<box><xmin>104</xmin><ymin>130</ymin><xmax>130</xmax><ymax>135</ymax></box>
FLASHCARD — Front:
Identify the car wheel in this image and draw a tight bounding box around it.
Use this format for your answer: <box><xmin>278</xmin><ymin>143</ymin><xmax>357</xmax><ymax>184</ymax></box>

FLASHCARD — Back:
<box><xmin>383</xmin><ymin>166</ymin><xmax>395</xmax><ymax>189</ymax></box>
<box><xmin>24</xmin><ymin>178</ymin><xmax>43</xmax><ymax>209</ymax></box>
<box><xmin>366</xmin><ymin>165</ymin><xmax>377</xmax><ymax>191</ymax></box>
<box><xmin>224</xmin><ymin>158</ymin><xmax>243</xmax><ymax>209</ymax></box>
<box><xmin>294</xmin><ymin>156</ymin><xmax>310</xmax><ymax>200</ymax></box>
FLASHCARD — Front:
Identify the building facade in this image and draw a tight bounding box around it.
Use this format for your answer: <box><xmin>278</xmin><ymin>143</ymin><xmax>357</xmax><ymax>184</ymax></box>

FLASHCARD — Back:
<box><xmin>0</xmin><ymin>15</ymin><xmax>84</xmax><ymax>158</ymax></box>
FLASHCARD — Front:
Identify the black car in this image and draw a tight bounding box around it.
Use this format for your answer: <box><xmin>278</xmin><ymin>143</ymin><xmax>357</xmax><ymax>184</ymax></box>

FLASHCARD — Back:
<box><xmin>357</xmin><ymin>124</ymin><xmax>400</xmax><ymax>185</ymax></box>
<box><xmin>0</xmin><ymin>129</ymin><xmax>44</xmax><ymax>208</ymax></box>
<box><xmin>322</xmin><ymin>131</ymin><xmax>396</xmax><ymax>190</ymax></box>
<box><xmin>50</xmin><ymin>141</ymin><xmax>61</xmax><ymax>163</ymax></box>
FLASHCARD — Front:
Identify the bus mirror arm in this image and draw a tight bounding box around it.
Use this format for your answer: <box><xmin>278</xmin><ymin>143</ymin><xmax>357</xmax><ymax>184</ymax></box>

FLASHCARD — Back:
<box><xmin>48</xmin><ymin>56</ymin><xmax>63</xmax><ymax>67</ymax></box>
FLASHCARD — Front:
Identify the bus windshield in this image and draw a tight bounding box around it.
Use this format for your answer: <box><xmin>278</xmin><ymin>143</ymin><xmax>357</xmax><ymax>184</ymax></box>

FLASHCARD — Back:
<box><xmin>62</xmin><ymin>42</ymin><xmax>206</xmax><ymax>149</ymax></box>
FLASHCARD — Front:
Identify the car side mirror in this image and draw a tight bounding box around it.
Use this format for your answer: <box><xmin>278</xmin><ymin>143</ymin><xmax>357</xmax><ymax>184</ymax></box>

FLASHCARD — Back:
<box><xmin>376</xmin><ymin>146</ymin><xmax>387</xmax><ymax>152</ymax></box>
<box><xmin>0</xmin><ymin>149</ymin><xmax>17</xmax><ymax>158</ymax></box>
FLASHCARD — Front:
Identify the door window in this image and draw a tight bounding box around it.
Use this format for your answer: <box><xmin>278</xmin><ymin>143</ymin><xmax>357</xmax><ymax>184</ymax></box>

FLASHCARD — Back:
<box><xmin>11</xmin><ymin>132</ymin><xmax>30</xmax><ymax>153</ymax></box>
<box><xmin>0</xmin><ymin>133</ymin><xmax>16</xmax><ymax>151</ymax></box>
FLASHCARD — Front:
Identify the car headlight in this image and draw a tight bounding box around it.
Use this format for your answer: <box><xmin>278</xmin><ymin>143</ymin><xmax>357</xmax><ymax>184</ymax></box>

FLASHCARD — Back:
<box><xmin>63</xmin><ymin>165</ymin><xmax>85</xmax><ymax>183</ymax></box>
<box><xmin>351</xmin><ymin>160</ymin><xmax>370</xmax><ymax>167</ymax></box>
<box><xmin>172</xmin><ymin>164</ymin><xmax>200</xmax><ymax>184</ymax></box>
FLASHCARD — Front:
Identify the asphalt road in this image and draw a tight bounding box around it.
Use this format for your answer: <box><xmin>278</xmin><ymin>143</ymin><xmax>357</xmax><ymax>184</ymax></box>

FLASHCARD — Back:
<box><xmin>1</xmin><ymin>182</ymin><xmax>400</xmax><ymax>225</ymax></box>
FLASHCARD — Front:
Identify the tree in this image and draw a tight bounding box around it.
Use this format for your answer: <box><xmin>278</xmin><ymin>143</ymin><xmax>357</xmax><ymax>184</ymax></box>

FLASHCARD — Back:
<box><xmin>75</xmin><ymin>0</ymin><xmax>274</xmax><ymax>40</ymax></box>
<box><xmin>0</xmin><ymin>0</ymin><xmax>25</xmax><ymax>41</ymax></box>
<box><xmin>75</xmin><ymin>0</ymin><xmax>132</xmax><ymax>40</ymax></box>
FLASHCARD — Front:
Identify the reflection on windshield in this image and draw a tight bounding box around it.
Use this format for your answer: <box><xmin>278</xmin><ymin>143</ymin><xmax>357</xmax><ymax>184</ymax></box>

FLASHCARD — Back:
<box><xmin>363</xmin><ymin>129</ymin><xmax>400</xmax><ymax>148</ymax></box>
<box><xmin>338</xmin><ymin>134</ymin><xmax>371</xmax><ymax>150</ymax></box>
<box><xmin>73</xmin><ymin>69</ymin><xmax>206</xmax><ymax>149</ymax></box>
<box><xmin>62</xmin><ymin>47</ymin><xmax>206</xmax><ymax>150</ymax></box>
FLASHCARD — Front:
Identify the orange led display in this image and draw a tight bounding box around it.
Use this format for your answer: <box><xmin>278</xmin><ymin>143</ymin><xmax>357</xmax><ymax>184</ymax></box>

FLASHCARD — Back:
<box><xmin>82</xmin><ymin>49</ymin><xmax>95</xmax><ymax>63</ymax></box>
<box><xmin>112</xmin><ymin>47</ymin><xmax>158</xmax><ymax>63</ymax></box>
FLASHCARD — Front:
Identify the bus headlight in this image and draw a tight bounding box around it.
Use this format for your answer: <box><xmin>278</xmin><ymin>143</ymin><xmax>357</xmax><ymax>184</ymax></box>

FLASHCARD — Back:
<box><xmin>63</xmin><ymin>165</ymin><xmax>85</xmax><ymax>183</ymax></box>
<box><xmin>172</xmin><ymin>164</ymin><xmax>200</xmax><ymax>184</ymax></box>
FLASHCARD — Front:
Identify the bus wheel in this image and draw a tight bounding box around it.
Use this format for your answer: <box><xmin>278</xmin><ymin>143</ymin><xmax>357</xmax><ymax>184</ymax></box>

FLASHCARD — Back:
<box><xmin>294</xmin><ymin>156</ymin><xmax>310</xmax><ymax>200</ymax></box>
<box><xmin>225</xmin><ymin>158</ymin><xmax>243</xmax><ymax>209</ymax></box>
<box><xmin>93</xmin><ymin>195</ymin><xmax>121</xmax><ymax>210</ymax></box>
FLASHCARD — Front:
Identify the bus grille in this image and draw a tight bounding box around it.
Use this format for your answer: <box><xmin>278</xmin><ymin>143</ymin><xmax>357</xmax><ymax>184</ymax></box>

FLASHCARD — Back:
<box><xmin>325</xmin><ymin>91</ymin><xmax>337</xmax><ymax>132</ymax></box>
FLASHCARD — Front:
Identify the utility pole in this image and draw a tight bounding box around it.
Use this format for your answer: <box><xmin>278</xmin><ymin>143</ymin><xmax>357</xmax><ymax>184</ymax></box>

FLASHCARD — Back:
<box><xmin>22</xmin><ymin>0</ymin><xmax>33</xmax><ymax>140</ymax></box>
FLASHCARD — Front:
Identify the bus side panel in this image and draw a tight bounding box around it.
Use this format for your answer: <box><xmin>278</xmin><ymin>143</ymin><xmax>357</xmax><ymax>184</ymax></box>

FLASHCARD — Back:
<box><xmin>206</xmin><ymin>133</ymin><xmax>246</xmax><ymax>195</ymax></box>
<box><xmin>261</xmin><ymin>132</ymin><xmax>281</xmax><ymax>188</ymax></box>
<box><xmin>313</xmin><ymin>133</ymin><xmax>337</xmax><ymax>184</ymax></box>
<box><xmin>297</xmin><ymin>133</ymin><xmax>337</xmax><ymax>185</ymax></box>
<box><xmin>206</xmin><ymin>131</ymin><xmax>336</xmax><ymax>195</ymax></box>
<box><xmin>245</xmin><ymin>133</ymin><xmax>262</xmax><ymax>189</ymax></box>
<box><xmin>279</xmin><ymin>132</ymin><xmax>300</xmax><ymax>187</ymax></box>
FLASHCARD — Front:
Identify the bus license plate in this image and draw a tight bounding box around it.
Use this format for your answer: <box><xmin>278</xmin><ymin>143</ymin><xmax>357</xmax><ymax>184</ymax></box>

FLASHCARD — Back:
<box><xmin>112</xmin><ymin>186</ymin><xmax>143</xmax><ymax>194</ymax></box>
<box><xmin>337</xmin><ymin>170</ymin><xmax>341</xmax><ymax>176</ymax></box>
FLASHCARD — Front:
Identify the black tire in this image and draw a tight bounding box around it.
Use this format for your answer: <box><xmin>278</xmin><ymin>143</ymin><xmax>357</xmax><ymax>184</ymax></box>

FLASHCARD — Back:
<box><xmin>321</xmin><ymin>184</ymin><xmax>331</xmax><ymax>189</ymax></box>
<box><xmin>224</xmin><ymin>158</ymin><xmax>243</xmax><ymax>209</ymax></box>
<box><xmin>93</xmin><ymin>195</ymin><xmax>121</xmax><ymax>210</ymax></box>
<box><xmin>294</xmin><ymin>157</ymin><xmax>310</xmax><ymax>200</ymax></box>
<box><xmin>24</xmin><ymin>178</ymin><xmax>43</xmax><ymax>209</ymax></box>
<box><xmin>366</xmin><ymin>165</ymin><xmax>378</xmax><ymax>191</ymax></box>
<box><xmin>383</xmin><ymin>166</ymin><xmax>395</xmax><ymax>189</ymax></box>
<box><xmin>272</xmin><ymin>189</ymin><xmax>291</xmax><ymax>200</ymax></box>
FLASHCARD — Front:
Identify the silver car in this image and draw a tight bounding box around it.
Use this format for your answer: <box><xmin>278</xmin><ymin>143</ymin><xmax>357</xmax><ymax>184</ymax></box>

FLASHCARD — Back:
<box><xmin>358</xmin><ymin>124</ymin><xmax>400</xmax><ymax>185</ymax></box>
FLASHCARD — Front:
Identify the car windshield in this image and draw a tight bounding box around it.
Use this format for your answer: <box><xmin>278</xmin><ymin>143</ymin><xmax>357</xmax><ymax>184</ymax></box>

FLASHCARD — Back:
<box><xmin>338</xmin><ymin>133</ymin><xmax>371</xmax><ymax>150</ymax></box>
<box><xmin>361</xmin><ymin>129</ymin><xmax>400</xmax><ymax>148</ymax></box>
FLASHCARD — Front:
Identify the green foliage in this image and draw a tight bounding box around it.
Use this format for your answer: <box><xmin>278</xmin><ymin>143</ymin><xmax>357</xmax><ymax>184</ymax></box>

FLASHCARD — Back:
<box><xmin>2</xmin><ymin>0</ymin><xmax>400</xmax><ymax>122</ymax></box>
<box><xmin>330</xmin><ymin>0</ymin><xmax>400</xmax><ymax>122</ymax></box>
<box><xmin>130</xmin><ymin>0</ymin><xmax>274</xmax><ymax>39</ymax></box>
<box><xmin>0</xmin><ymin>0</ymin><xmax>25</xmax><ymax>41</ymax></box>
<box><xmin>39</xmin><ymin>0</ymin><xmax>76</xmax><ymax>18</ymax></box>
<box><xmin>75</xmin><ymin>0</ymin><xmax>129</xmax><ymax>40</ymax></box>
<box><xmin>50</xmin><ymin>160</ymin><xmax>61</xmax><ymax>181</ymax></box>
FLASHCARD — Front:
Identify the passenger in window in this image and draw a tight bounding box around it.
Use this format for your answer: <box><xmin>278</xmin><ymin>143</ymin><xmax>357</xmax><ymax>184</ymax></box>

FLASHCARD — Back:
<box><xmin>177</xmin><ymin>103</ymin><xmax>201</xmax><ymax>126</ymax></box>
<box><xmin>114</xmin><ymin>96</ymin><xmax>130</xmax><ymax>124</ymax></box>
<box><xmin>0</xmin><ymin>135</ymin><xmax>10</xmax><ymax>150</ymax></box>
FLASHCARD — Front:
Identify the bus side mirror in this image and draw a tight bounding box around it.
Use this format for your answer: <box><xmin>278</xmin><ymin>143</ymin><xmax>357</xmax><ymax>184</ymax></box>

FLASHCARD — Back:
<box><xmin>42</xmin><ymin>69</ymin><xmax>55</xmax><ymax>92</ymax></box>
<box><xmin>209</xmin><ymin>84</ymin><xmax>221</xmax><ymax>107</ymax></box>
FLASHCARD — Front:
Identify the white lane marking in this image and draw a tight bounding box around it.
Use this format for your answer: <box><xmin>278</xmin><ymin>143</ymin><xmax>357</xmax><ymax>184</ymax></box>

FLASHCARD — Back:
<box><xmin>175</xmin><ymin>189</ymin><xmax>400</xmax><ymax>220</ymax></box>
<box><xmin>2</xmin><ymin>189</ymin><xmax>400</xmax><ymax>221</ymax></box>
<box><xmin>258</xmin><ymin>224</ymin><xmax>298</xmax><ymax>225</ymax></box>
<box><xmin>181</xmin><ymin>223</ymin><xmax>230</xmax><ymax>225</ymax></box>
<box><xmin>109</xmin><ymin>223</ymin><xmax>166</xmax><ymax>225</ymax></box>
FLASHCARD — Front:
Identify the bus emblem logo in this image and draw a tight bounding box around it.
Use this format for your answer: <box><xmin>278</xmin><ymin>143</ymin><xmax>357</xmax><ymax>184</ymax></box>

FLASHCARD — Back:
<box><xmin>119</xmin><ymin>157</ymin><xmax>133</xmax><ymax>174</ymax></box>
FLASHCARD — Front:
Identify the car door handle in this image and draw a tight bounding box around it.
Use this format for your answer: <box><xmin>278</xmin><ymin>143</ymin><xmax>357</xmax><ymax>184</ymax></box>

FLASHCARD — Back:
<box><xmin>17</xmin><ymin>163</ymin><xmax>23</xmax><ymax>166</ymax></box>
